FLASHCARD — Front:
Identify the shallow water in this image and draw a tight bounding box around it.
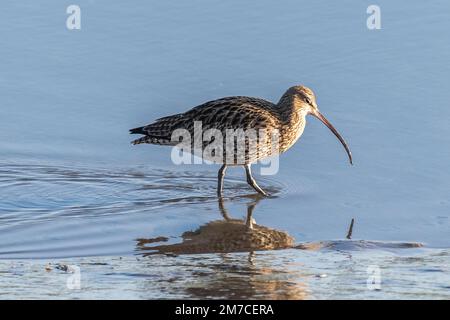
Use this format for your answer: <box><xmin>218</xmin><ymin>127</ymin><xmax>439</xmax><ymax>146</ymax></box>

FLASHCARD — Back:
<box><xmin>1</xmin><ymin>1</ymin><xmax>450</xmax><ymax>299</ymax></box>
<box><xmin>2</xmin><ymin>246</ymin><xmax>450</xmax><ymax>299</ymax></box>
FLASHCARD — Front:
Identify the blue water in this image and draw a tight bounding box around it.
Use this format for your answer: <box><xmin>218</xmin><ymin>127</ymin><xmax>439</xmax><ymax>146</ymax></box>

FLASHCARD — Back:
<box><xmin>1</xmin><ymin>1</ymin><xmax>450</xmax><ymax>299</ymax></box>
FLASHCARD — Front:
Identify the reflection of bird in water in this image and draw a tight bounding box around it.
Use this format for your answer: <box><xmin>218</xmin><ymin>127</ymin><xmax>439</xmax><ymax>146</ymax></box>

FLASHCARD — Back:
<box><xmin>137</xmin><ymin>196</ymin><xmax>308</xmax><ymax>299</ymax></box>
<box><xmin>130</xmin><ymin>85</ymin><xmax>352</xmax><ymax>197</ymax></box>
<box><xmin>136</xmin><ymin>198</ymin><xmax>423</xmax><ymax>299</ymax></box>
<box><xmin>137</xmin><ymin>196</ymin><xmax>294</xmax><ymax>255</ymax></box>
<box><xmin>136</xmin><ymin>197</ymin><xmax>423</xmax><ymax>256</ymax></box>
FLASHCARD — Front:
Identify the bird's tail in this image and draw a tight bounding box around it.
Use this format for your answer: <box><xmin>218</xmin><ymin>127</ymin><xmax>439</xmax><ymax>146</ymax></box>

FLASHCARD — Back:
<box><xmin>130</xmin><ymin>114</ymin><xmax>184</xmax><ymax>146</ymax></box>
<box><xmin>131</xmin><ymin>135</ymin><xmax>151</xmax><ymax>145</ymax></box>
<box><xmin>129</xmin><ymin>126</ymin><xmax>145</xmax><ymax>135</ymax></box>
<box><xmin>130</xmin><ymin>134</ymin><xmax>174</xmax><ymax>145</ymax></box>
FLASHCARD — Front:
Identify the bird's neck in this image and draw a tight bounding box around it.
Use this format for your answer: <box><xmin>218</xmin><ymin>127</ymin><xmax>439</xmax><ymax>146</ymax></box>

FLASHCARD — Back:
<box><xmin>276</xmin><ymin>94</ymin><xmax>308</xmax><ymax>152</ymax></box>
<box><xmin>276</xmin><ymin>93</ymin><xmax>307</xmax><ymax>126</ymax></box>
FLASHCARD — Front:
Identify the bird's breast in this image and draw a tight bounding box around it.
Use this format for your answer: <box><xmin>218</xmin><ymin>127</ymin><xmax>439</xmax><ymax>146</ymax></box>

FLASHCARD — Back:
<box><xmin>279</xmin><ymin>116</ymin><xmax>306</xmax><ymax>153</ymax></box>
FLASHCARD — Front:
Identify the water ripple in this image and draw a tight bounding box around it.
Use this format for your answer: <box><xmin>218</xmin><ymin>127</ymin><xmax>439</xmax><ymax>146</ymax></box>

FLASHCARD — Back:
<box><xmin>0</xmin><ymin>162</ymin><xmax>283</xmax><ymax>258</ymax></box>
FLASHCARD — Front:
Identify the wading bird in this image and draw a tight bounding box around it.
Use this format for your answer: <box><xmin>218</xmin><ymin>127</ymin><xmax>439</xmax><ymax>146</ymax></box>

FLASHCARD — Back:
<box><xmin>130</xmin><ymin>85</ymin><xmax>352</xmax><ymax>197</ymax></box>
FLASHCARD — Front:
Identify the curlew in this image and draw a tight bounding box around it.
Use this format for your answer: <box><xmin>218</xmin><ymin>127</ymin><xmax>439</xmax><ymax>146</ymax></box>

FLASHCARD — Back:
<box><xmin>130</xmin><ymin>85</ymin><xmax>352</xmax><ymax>197</ymax></box>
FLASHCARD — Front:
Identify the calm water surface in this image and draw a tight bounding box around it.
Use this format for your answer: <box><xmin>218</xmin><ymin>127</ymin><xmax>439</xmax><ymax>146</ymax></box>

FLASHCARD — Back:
<box><xmin>1</xmin><ymin>1</ymin><xmax>450</xmax><ymax>299</ymax></box>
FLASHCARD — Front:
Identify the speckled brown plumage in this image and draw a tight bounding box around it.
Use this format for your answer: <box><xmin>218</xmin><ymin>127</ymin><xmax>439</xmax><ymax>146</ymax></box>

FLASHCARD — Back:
<box><xmin>130</xmin><ymin>85</ymin><xmax>352</xmax><ymax>197</ymax></box>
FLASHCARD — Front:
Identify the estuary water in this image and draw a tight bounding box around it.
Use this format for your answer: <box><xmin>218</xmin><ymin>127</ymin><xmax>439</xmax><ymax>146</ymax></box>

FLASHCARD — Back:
<box><xmin>1</xmin><ymin>0</ymin><xmax>450</xmax><ymax>299</ymax></box>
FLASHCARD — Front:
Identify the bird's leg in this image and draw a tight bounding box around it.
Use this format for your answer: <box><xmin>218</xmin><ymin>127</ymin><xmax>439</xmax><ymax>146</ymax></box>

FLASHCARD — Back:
<box><xmin>245</xmin><ymin>201</ymin><xmax>256</xmax><ymax>230</ymax></box>
<box><xmin>245</xmin><ymin>193</ymin><xmax>263</xmax><ymax>229</ymax></box>
<box><xmin>218</xmin><ymin>196</ymin><xmax>232</xmax><ymax>221</ymax></box>
<box><xmin>244</xmin><ymin>164</ymin><xmax>269</xmax><ymax>197</ymax></box>
<box><xmin>217</xmin><ymin>164</ymin><xmax>227</xmax><ymax>197</ymax></box>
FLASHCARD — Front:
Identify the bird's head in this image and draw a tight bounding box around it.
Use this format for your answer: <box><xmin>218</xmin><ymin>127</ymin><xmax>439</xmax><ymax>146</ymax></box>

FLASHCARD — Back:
<box><xmin>286</xmin><ymin>85</ymin><xmax>353</xmax><ymax>165</ymax></box>
<box><xmin>286</xmin><ymin>85</ymin><xmax>318</xmax><ymax>114</ymax></box>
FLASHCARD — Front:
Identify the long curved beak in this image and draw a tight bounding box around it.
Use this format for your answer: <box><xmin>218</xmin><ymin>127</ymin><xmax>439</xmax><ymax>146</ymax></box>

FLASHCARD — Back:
<box><xmin>311</xmin><ymin>110</ymin><xmax>353</xmax><ymax>165</ymax></box>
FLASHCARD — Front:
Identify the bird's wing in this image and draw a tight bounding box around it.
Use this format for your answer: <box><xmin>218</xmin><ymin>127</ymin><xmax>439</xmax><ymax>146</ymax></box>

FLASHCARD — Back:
<box><xmin>130</xmin><ymin>96</ymin><xmax>278</xmax><ymax>145</ymax></box>
<box><xmin>184</xmin><ymin>96</ymin><xmax>278</xmax><ymax>131</ymax></box>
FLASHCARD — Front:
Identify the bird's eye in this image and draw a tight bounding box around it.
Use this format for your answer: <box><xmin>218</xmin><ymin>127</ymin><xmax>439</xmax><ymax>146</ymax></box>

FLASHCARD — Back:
<box><xmin>305</xmin><ymin>97</ymin><xmax>312</xmax><ymax>105</ymax></box>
